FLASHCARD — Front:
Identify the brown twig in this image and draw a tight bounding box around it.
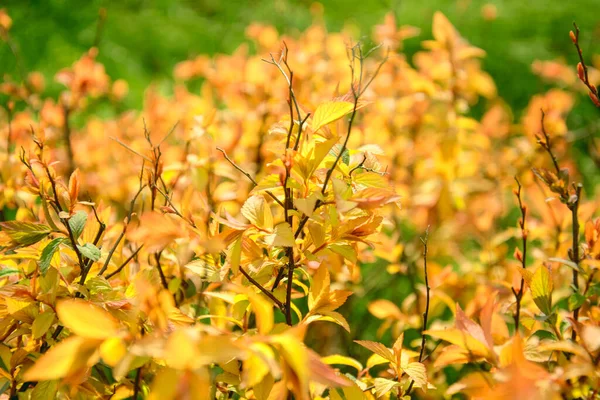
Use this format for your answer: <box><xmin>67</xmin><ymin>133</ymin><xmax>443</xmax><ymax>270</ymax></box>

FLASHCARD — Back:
<box><xmin>216</xmin><ymin>147</ymin><xmax>285</xmax><ymax>208</ymax></box>
<box><xmin>106</xmin><ymin>245</ymin><xmax>143</xmax><ymax>279</ymax></box>
<box><xmin>407</xmin><ymin>226</ymin><xmax>431</xmax><ymax>395</ymax></box>
<box><xmin>511</xmin><ymin>177</ymin><xmax>528</xmax><ymax>330</ymax></box>
<box><xmin>570</xmin><ymin>23</ymin><xmax>599</xmax><ymax>108</ymax></box>
<box><xmin>239</xmin><ymin>266</ymin><xmax>285</xmax><ymax>311</ymax></box>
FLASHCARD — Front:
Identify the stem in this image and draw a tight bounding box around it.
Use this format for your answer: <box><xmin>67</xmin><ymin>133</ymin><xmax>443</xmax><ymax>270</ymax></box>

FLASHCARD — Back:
<box><xmin>63</xmin><ymin>106</ymin><xmax>75</xmax><ymax>177</ymax></box>
<box><xmin>239</xmin><ymin>266</ymin><xmax>285</xmax><ymax>311</ymax></box>
<box><xmin>407</xmin><ymin>226</ymin><xmax>431</xmax><ymax>395</ymax></box>
<box><xmin>513</xmin><ymin>177</ymin><xmax>527</xmax><ymax>331</ymax></box>
<box><xmin>105</xmin><ymin>245</ymin><xmax>143</xmax><ymax>279</ymax></box>
<box><xmin>569</xmin><ymin>184</ymin><xmax>582</xmax><ymax>341</ymax></box>
<box><xmin>155</xmin><ymin>252</ymin><xmax>169</xmax><ymax>291</ymax></box>
<box><xmin>216</xmin><ymin>147</ymin><xmax>284</xmax><ymax>208</ymax></box>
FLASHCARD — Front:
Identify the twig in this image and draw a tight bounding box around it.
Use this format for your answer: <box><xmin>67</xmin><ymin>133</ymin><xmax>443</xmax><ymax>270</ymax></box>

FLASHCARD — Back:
<box><xmin>569</xmin><ymin>183</ymin><xmax>582</xmax><ymax>341</ymax></box>
<box><xmin>537</xmin><ymin>110</ymin><xmax>561</xmax><ymax>176</ymax></box>
<box><xmin>98</xmin><ymin>182</ymin><xmax>146</xmax><ymax>276</ymax></box>
<box><xmin>570</xmin><ymin>23</ymin><xmax>600</xmax><ymax>108</ymax></box>
<box><xmin>216</xmin><ymin>147</ymin><xmax>285</xmax><ymax>208</ymax></box>
<box><xmin>406</xmin><ymin>226</ymin><xmax>431</xmax><ymax>395</ymax></box>
<box><xmin>239</xmin><ymin>266</ymin><xmax>285</xmax><ymax>311</ymax></box>
<box><xmin>106</xmin><ymin>245</ymin><xmax>143</xmax><ymax>279</ymax></box>
<box><xmin>511</xmin><ymin>177</ymin><xmax>528</xmax><ymax>330</ymax></box>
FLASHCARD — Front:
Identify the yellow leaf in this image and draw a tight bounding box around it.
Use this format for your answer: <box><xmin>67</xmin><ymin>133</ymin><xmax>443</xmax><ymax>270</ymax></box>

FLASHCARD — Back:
<box><xmin>271</xmin><ymin>333</ymin><xmax>309</xmax><ymax>393</ymax></box>
<box><xmin>127</xmin><ymin>212</ymin><xmax>185</xmax><ymax>253</ymax></box>
<box><xmin>248</xmin><ymin>292</ymin><xmax>274</xmax><ymax>334</ymax></box>
<box><xmin>241</xmin><ymin>195</ymin><xmax>273</xmax><ymax>230</ymax></box>
<box><xmin>354</xmin><ymin>340</ymin><xmax>395</xmax><ymax>364</ymax></box>
<box><xmin>229</xmin><ymin>236</ymin><xmax>242</xmax><ymax>274</ymax></box>
<box><xmin>368</xmin><ymin>299</ymin><xmax>403</xmax><ymax>320</ymax></box>
<box><xmin>530</xmin><ymin>264</ymin><xmax>553</xmax><ymax>315</ymax></box>
<box><xmin>432</xmin><ymin>11</ymin><xmax>457</xmax><ymax>47</ymax></box>
<box><xmin>23</xmin><ymin>336</ymin><xmax>99</xmax><ymax>381</ymax></box>
<box><xmin>424</xmin><ymin>329</ymin><xmax>490</xmax><ymax>358</ymax></box>
<box><xmin>373</xmin><ymin>377</ymin><xmax>400</xmax><ymax>397</ymax></box>
<box><xmin>100</xmin><ymin>337</ymin><xmax>127</xmax><ymax>367</ymax></box>
<box><xmin>265</xmin><ymin>223</ymin><xmax>295</xmax><ymax>247</ymax></box>
<box><xmin>402</xmin><ymin>362</ymin><xmax>427</xmax><ymax>388</ymax></box>
<box><xmin>56</xmin><ymin>299</ymin><xmax>119</xmax><ymax>339</ymax></box>
<box><xmin>321</xmin><ymin>354</ymin><xmax>363</xmax><ymax>372</ymax></box>
<box><xmin>32</xmin><ymin>310</ymin><xmax>56</xmax><ymax>339</ymax></box>
<box><xmin>312</xmin><ymin>100</ymin><xmax>355</xmax><ymax>132</ymax></box>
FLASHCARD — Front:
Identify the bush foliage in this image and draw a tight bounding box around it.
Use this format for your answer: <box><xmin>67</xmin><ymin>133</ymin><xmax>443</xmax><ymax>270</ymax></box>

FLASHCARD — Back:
<box><xmin>1</xmin><ymin>7</ymin><xmax>600</xmax><ymax>400</ymax></box>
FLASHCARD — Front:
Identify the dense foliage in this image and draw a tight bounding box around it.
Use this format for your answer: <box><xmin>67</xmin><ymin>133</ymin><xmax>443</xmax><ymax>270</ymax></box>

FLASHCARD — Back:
<box><xmin>1</xmin><ymin>7</ymin><xmax>600</xmax><ymax>399</ymax></box>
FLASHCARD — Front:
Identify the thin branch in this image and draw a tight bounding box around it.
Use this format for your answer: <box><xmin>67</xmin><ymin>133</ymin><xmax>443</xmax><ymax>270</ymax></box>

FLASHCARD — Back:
<box><xmin>537</xmin><ymin>110</ymin><xmax>562</xmax><ymax>176</ymax></box>
<box><xmin>106</xmin><ymin>245</ymin><xmax>143</xmax><ymax>279</ymax></box>
<box><xmin>512</xmin><ymin>177</ymin><xmax>528</xmax><ymax>330</ymax></box>
<box><xmin>571</xmin><ymin>23</ymin><xmax>599</xmax><ymax>108</ymax></box>
<box><xmin>98</xmin><ymin>183</ymin><xmax>146</xmax><ymax>276</ymax></box>
<box><xmin>216</xmin><ymin>147</ymin><xmax>285</xmax><ymax>208</ymax></box>
<box><xmin>569</xmin><ymin>183</ymin><xmax>582</xmax><ymax>341</ymax></box>
<box><xmin>239</xmin><ymin>266</ymin><xmax>285</xmax><ymax>311</ymax></box>
<box><xmin>407</xmin><ymin>226</ymin><xmax>431</xmax><ymax>395</ymax></box>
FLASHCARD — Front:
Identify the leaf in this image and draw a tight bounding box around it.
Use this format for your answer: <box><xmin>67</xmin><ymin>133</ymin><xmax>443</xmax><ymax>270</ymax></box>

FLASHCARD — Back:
<box><xmin>403</xmin><ymin>362</ymin><xmax>427</xmax><ymax>388</ymax></box>
<box><xmin>68</xmin><ymin>211</ymin><xmax>88</xmax><ymax>240</ymax></box>
<box><xmin>56</xmin><ymin>299</ymin><xmax>120</xmax><ymax>339</ymax></box>
<box><xmin>295</xmin><ymin>195</ymin><xmax>318</xmax><ymax>218</ymax></box>
<box><xmin>39</xmin><ymin>238</ymin><xmax>66</xmax><ymax>275</ymax></box>
<box><xmin>23</xmin><ymin>336</ymin><xmax>99</xmax><ymax>381</ymax></box>
<box><xmin>321</xmin><ymin>354</ymin><xmax>363</xmax><ymax>372</ymax></box>
<box><xmin>184</xmin><ymin>257</ymin><xmax>220</xmax><ymax>282</ymax></box>
<box><xmin>368</xmin><ymin>299</ymin><xmax>403</xmax><ymax>320</ymax></box>
<box><xmin>77</xmin><ymin>243</ymin><xmax>101</xmax><ymax>262</ymax></box>
<box><xmin>127</xmin><ymin>212</ymin><xmax>184</xmax><ymax>253</ymax></box>
<box><xmin>312</xmin><ymin>100</ymin><xmax>355</xmax><ymax>132</ymax></box>
<box><xmin>241</xmin><ymin>195</ymin><xmax>273</xmax><ymax>230</ymax></box>
<box><xmin>265</xmin><ymin>223</ymin><xmax>295</xmax><ymax>247</ymax></box>
<box><xmin>0</xmin><ymin>221</ymin><xmax>51</xmax><ymax>245</ymax></box>
<box><xmin>354</xmin><ymin>340</ymin><xmax>395</xmax><ymax>364</ymax></box>
<box><xmin>0</xmin><ymin>268</ymin><xmax>19</xmax><ymax>277</ymax></box>
<box><xmin>68</xmin><ymin>169</ymin><xmax>80</xmax><ymax>205</ymax></box>
<box><xmin>248</xmin><ymin>293</ymin><xmax>274</xmax><ymax>334</ymax></box>
<box><xmin>30</xmin><ymin>379</ymin><xmax>58</xmax><ymax>400</ymax></box>
<box><xmin>229</xmin><ymin>237</ymin><xmax>242</xmax><ymax>274</ymax></box>
<box><xmin>424</xmin><ymin>329</ymin><xmax>490</xmax><ymax>357</ymax></box>
<box><xmin>373</xmin><ymin>377</ymin><xmax>400</xmax><ymax>397</ymax></box>
<box><xmin>32</xmin><ymin>310</ymin><xmax>56</xmax><ymax>339</ymax></box>
<box><xmin>529</xmin><ymin>265</ymin><xmax>553</xmax><ymax>315</ymax></box>
<box><xmin>568</xmin><ymin>292</ymin><xmax>586</xmax><ymax>311</ymax></box>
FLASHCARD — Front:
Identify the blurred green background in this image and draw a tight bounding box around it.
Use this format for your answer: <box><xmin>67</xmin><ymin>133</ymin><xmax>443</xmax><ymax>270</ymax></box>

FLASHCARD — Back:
<box><xmin>2</xmin><ymin>0</ymin><xmax>600</xmax><ymax>357</ymax></box>
<box><xmin>2</xmin><ymin>0</ymin><xmax>599</xmax><ymax>115</ymax></box>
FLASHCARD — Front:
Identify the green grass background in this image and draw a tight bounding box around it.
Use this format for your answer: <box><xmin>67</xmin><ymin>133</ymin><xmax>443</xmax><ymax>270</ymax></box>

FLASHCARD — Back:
<box><xmin>2</xmin><ymin>0</ymin><xmax>600</xmax><ymax>370</ymax></box>
<box><xmin>2</xmin><ymin>0</ymin><xmax>599</xmax><ymax>114</ymax></box>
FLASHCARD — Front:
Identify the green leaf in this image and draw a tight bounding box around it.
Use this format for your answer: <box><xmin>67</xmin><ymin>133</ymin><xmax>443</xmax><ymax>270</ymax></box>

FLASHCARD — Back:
<box><xmin>0</xmin><ymin>268</ymin><xmax>20</xmax><ymax>277</ymax></box>
<box><xmin>39</xmin><ymin>238</ymin><xmax>66</xmax><ymax>275</ymax></box>
<box><xmin>77</xmin><ymin>243</ymin><xmax>101</xmax><ymax>262</ymax></box>
<box><xmin>0</xmin><ymin>221</ymin><xmax>51</xmax><ymax>245</ymax></box>
<box><xmin>31</xmin><ymin>379</ymin><xmax>58</xmax><ymax>400</ymax></box>
<box><xmin>68</xmin><ymin>211</ymin><xmax>88</xmax><ymax>240</ymax></box>
<box><xmin>529</xmin><ymin>265</ymin><xmax>553</xmax><ymax>315</ymax></box>
<box><xmin>568</xmin><ymin>293</ymin><xmax>586</xmax><ymax>311</ymax></box>
<box><xmin>32</xmin><ymin>311</ymin><xmax>56</xmax><ymax>339</ymax></box>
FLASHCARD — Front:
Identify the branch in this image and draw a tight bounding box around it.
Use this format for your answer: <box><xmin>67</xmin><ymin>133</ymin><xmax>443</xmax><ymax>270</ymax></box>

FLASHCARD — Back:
<box><xmin>407</xmin><ymin>226</ymin><xmax>431</xmax><ymax>395</ymax></box>
<box><xmin>239</xmin><ymin>266</ymin><xmax>285</xmax><ymax>311</ymax></box>
<box><xmin>512</xmin><ymin>177</ymin><xmax>528</xmax><ymax>330</ymax></box>
<box><xmin>216</xmin><ymin>147</ymin><xmax>285</xmax><ymax>208</ymax></box>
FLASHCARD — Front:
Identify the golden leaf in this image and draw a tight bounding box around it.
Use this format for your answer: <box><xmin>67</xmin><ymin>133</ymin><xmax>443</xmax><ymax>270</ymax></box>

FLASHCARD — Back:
<box><xmin>56</xmin><ymin>299</ymin><xmax>120</xmax><ymax>339</ymax></box>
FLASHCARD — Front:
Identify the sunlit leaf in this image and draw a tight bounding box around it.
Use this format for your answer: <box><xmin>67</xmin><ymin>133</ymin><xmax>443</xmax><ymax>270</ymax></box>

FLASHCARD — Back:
<box><xmin>56</xmin><ymin>299</ymin><xmax>120</xmax><ymax>339</ymax></box>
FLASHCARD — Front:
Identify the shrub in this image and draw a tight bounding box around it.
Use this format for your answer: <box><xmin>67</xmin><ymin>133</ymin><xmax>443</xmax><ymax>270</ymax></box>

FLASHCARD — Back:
<box><xmin>1</xmin><ymin>7</ymin><xmax>599</xmax><ymax>399</ymax></box>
